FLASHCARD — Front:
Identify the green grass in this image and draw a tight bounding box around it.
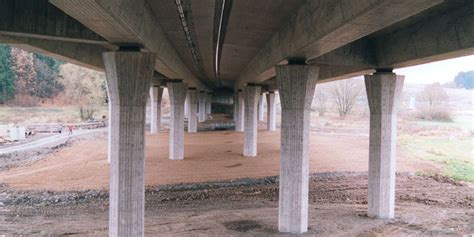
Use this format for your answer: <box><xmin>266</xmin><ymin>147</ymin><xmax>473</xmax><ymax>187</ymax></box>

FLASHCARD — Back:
<box><xmin>400</xmin><ymin>134</ymin><xmax>474</xmax><ymax>182</ymax></box>
<box><xmin>415</xmin><ymin>114</ymin><xmax>474</xmax><ymax>130</ymax></box>
<box><xmin>0</xmin><ymin>106</ymin><xmax>108</xmax><ymax>125</ymax></box>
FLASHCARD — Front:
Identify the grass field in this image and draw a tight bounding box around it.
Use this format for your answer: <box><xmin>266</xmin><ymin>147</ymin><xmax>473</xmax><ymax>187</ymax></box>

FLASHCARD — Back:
<box><xmin>401</xmin><ymin>113</ymin><xmax>474</xmax><ymax>182</ymax></box>
<box><xmin>400</xmin><ymin>134</ymin><xmax>474</xmax><ymax>182</ymax></box>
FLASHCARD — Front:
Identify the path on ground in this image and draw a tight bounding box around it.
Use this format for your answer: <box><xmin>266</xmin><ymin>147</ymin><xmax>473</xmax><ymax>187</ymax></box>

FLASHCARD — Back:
<box><xmin>0</xmin><ymin>130</ymin><xmax>439</xmax><ymax>191</ymax></box>
<box><xmin>0</xmin><ymin>128</ymin><xmax>106</xmax><ymax>155</ymax></box>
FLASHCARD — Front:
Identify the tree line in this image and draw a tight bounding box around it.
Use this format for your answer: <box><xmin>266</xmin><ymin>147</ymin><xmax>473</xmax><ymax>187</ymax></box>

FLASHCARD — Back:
<box><xmin>0</xmin><ymin>44</ymin><xmax>64</xmax><ymax>104</ymax></box>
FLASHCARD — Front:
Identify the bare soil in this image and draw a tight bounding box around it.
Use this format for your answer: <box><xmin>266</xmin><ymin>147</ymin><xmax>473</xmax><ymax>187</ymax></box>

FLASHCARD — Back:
<box><xmin>0</xmin><ymin>130</ymin><xmax>438</xmax><ymax>191</ymax></box>
<box><xmin>1</xmin><ymin>174</ymin><xmax>472</xmax><ymax>236</ymax></box>
<box><xmin>0</xmin><ymin>122</ymin><xmax>470</xmax><ymax>236</ymax></box>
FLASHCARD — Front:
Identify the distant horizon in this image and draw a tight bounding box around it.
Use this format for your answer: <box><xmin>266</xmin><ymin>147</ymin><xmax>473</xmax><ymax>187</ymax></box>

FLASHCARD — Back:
<box><xmin>395</xmin><ymin>55</ymin><xmax>474</xmax><ymax>85</ymax></box>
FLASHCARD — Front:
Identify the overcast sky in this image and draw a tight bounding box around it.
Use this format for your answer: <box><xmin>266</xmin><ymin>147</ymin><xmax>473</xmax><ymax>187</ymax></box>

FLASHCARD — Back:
<box><xmin>394</xmin><ymin>55</ymin><xmax>474</xmax><ymax>84</ymax></box>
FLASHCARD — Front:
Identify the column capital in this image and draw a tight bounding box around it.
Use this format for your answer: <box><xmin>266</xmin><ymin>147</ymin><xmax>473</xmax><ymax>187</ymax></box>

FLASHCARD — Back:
<box><xmin>364</xmin><ymin>73</ymin><xmax>404</xmax><ymax>115</ymax></box>
<box><xmin>275</xmin><ymin>64</ymin><xmax>319</xmax><ymax>110</ymax></box>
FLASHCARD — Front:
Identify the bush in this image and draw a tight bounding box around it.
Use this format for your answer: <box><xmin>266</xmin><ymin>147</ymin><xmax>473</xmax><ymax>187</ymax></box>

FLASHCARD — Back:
<box><xmin>415</xmin><ymin>107</ymin><xmax>453</xmax><ymax>122</ymax></box>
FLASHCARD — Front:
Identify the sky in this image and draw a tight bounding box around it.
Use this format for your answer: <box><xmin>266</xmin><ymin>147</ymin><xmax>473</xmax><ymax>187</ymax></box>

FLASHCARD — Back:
<box><xmin>394</xmin><ymin>55</ymin><xmax>474</xmax><ymax>85</ymax></box>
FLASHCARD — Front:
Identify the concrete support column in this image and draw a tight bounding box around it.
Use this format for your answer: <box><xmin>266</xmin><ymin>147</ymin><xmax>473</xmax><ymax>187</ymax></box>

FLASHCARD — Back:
<box><xmin>184</xmin><ymin>94</ymin><xmax>189</xmax><ymax>119</ymax></box>
<box><xmin>206</xmin><ymin>93</ymin><xmax>212</xmax><ymax>115</ymax></box>
<box><xmin>258</xmin><ymin>94</ymin><xmax>265</xmax><ymax>122</ymax></box>
<box><xmin>276</xmin><ymin>64</ymin><xmax>319</xmax><ymax>234</ymax></box>
<box><xmin>365</xmin><ymin>71</ymin><xmax>404</xmax><ymax>219</ymax></box>
<box><xmin>187</xmin><ymin>88</ymin><xmax>198</xmax><ymax>133</ymax></box>
<box><xmin>266</xmin><ymin>92</ymin><xmax>277</xmax><ymax>131</ymax></box>
<box><xmin>243</xmin><ymin>85</ymin><xmax>261</xmax><ymax>157</ymax></box>
<box><xmin>168</xmin><ymin>82</ymin><xmax>188</xmax><ymax>160</ymax></box>
<box><xmin>198</xmin><ymin>91</ymin><xmax>206</xmax><ymax>122</ymax></box>
<box><xmin>149</xmin><ymin>85</ymin><xmax>163</xmax><ymax>133</ymax></box>
<box><xmin>233</xmin><ymin>92</ymin><xmax>238</xmax><ymax>122</ymax></box>
<box><xmin>103</xmin><ymin>51</ymin><xmax>155</xmax><ymax>237</ymax></box>
<box><xmin>235</xmin><ymin>90</ymin><xmax>244</xmax><ymax>131</ymax></box>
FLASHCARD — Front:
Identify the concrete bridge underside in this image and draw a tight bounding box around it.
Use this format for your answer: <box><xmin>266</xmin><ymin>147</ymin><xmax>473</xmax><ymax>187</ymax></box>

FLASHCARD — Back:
<box><xmin>0</xmin><ymin>0</ymin><xmax>473</xmax><ymax>235</ymax></box>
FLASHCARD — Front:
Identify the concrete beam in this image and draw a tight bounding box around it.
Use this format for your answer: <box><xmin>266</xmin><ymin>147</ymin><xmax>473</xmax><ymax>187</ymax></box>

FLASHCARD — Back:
<box><xmin>104</xmin><ymin>51</ymin><xmax>155</xmax><ymax>237</ymax></box>
<box><xmin>307</xmin><ymin>39</ymin><xmax>376</xmax><ymax>67</ymax></box>
<box><xmin>365</xmin><ymin>72</ymin><xmax>404</xmax><ymax>219</ymax></box>
<box><xmin>313</xmin><ymin>1</ymin><xmax>474</xmax><ymax>82</ymax></box>
<box><xmin>0</xmin><ymin>34</ymin><xmax>113</xmax><ymax>71</ymax></box>
<box><xmin>375</xmin><ymin>1</ymin><xmax>474</xmax><ymax>68</ymax></box>
<box><xmin>0</xmin><ymin>0</ymin><xmax>106</xmax><ymax>44</ymax></box>
<box><xmin>235</xmin><ymin>0</ymin><xmax>442</xmax><ymax>87</ymax></box>
<box><xmin>49</xmin><ymin>0</ymin><xmax>210</xmax><ymax>91</ymax></box>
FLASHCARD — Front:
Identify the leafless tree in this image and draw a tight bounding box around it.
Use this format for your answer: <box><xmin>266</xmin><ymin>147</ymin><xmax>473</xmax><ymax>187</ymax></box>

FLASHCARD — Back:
<box><xmin>330</xmin><ymin>78</ymin><xmax>362</xmax><ymax>118</ymax></box>
<box><xmin>415</xmin><ymin>83</ymin><xmax>451</xmax><ymax>121</ymax></box>
<box><xmin>417</xmin><ymin>83</ymin><xmax>448</xmax><ymax>107</ymax></box>
<box><xmin>313</xmin><ymin>88</ymin><xmax>327</xmax><ymax>116</ymax></box>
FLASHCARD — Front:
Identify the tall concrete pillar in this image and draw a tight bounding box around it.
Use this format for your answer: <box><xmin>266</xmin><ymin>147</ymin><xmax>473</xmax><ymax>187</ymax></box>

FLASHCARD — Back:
<box><xmin>233</xmin><ymin>91</ymin><xmax>238</xmax><ymax>122</ymax></box>
<box><xmin>206</xmin><ymin>93</ymin><xmax>212</xmax><ymax>115</ymax></box>
<box><xmin>103</xmin><ymin>51</ymin><xmax>155</xmax><ymax>237</ymax></box>
<box><xmin>365</xmin><ymin>71</ymin><xmax>404</xmax><ymax>219</ymax></box>
<box><xmin>168</xmin><ymin>82</ymin><xmax>188</xmax><ymax>160</ymax></box>
<box><xmin>149</xmin><ymin>85</ymin><xmax>163</xmax><ymax>133</ymax></box>
<box><xmin>266</xmin><ymin>92</ymin><xmax>277</xmax><ymax>131</ymax></box>
<box><xmin>184</xmin><ymin>94</ymin><xmax>189</xmax><ymax>119</ymax></box>
<box><xmin>198</xmin><ymin>91</ymin><xmax>206</xmax><ymax>122</ymax></box>
<box><xmin>106</xmin><ymin>86</ymin><xmax>112</xmax><ymax>164</ymax></box>
<box><xmin>276</xmin><ymin>64</ymin><xmax>319</xmax><ymax>234</ymax></box>
<box><xmin>235</xmin><ymin>89</ymin><xmax>244</xmax><ymax>132</ymax></box>
<box><xmin>243</xmin><ymin>85</ymin><xmax>261</xmax><ymax>157</ymax></box>
<box><xmin>258</xmin><ymin>93</ymin><xmax>265</xmax><ymax>122</ymax></box>
<box><xmin>187</xmin><ymin>88</ymin><xmax>198</xmax><ymax>133</ymax></box>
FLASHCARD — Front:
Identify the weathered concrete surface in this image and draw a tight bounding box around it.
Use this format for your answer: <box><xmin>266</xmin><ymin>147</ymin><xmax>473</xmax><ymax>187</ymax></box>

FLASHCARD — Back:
<box><xmin>149</xmin><ymin>86</ymin><xmax>163</xmax><ymax>133</ymax></box>
<box><xmin>266</xmin><ymin>92</ymin><xmax>277</xmax><ymax>131</ymax></box>
<box><xmin>375</xmin><ymin>1</ymin><xmax>474</xmax><ymax>69</ymax></box>
<box><xmin>168</xmin><ymin>82</ymin><xmax>188</xmax><ymax>160</ymax></box>
<box><xmin>206</xmin><ymin>93</ymin><xmax>212</xmax><ymax>115</ymax></box>
<box><xmin>49</xmin><ymin>0</ymin><xmax>210</xmax><ymax>91</ymax></box>
<box><xmin>0</xmin><ymin>0</ymin><xmax>105</xmax><ymax>44</ymax></box>
<box><xmin>235</xmin><ymin>90</ymin><xmax>244</xmax><ymax>132</ymax></box>
<box><xmin>235</xmin><ymin>0</ymin><xmax>442</xmax><ymax>87</ymax></box>
<box><xmin>365</xmin><ymin>72</ymin><xmax>404</xmax><ymax>219</ymax></box>
<box><xmin>242</xmin><ymin>86</ymin><xmax>261</xmax><ymax>157</ymax></box>
<box><xmin>184</xmin><ymin>94</ymin><xmax>189</xmax><ymax>119</ymax></box>
<box><xmin>187</xmin><ymin>89</ymin><xmax>198</xmax><ymax>133</ymax></box>
<box><xmin>276</xmin><ymin>65</ymin><xmax>319</xmax><ymax>234</ymax></box>
<box><xmin>198</xmin><ymin>91</ymin><xmax>207</xmax><ymax>123</ymax></box>
<box><xmin>258</xmin><ymin>94</ymin><xmax>265</xmax><ymax>122</ymax></box>
<box><xmin>103</xmin><ymin>51</ymin><xmax>155</xmax><ymax>237</ymax></box>
<box><xmin>0</xmin><ymin>34</ymin><xmax>112</xmax><ymax>71</ymax></box>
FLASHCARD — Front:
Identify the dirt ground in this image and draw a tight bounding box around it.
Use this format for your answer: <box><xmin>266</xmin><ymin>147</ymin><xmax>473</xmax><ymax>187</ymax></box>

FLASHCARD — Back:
<box><xmin>1</xmin><ymin>174</ymin><xmax>473</xmax><ymax>236</ymax></box>
<box><xmin>0</xmin><ymin>122</ymin><xmax>471</xmax><ymax>236</ymax></box>
<box><xmin>0</xmin><ymin>129</ymin><xmax>439</xmax><ymax>191</ymax></box>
